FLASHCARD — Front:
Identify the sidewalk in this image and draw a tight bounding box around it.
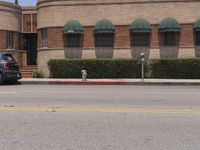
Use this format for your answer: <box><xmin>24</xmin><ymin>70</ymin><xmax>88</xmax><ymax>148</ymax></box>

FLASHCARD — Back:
<box><xmin>19</xmin><ymin>78</ymin><xmax>200</xmax><ymax>85</ymax></box>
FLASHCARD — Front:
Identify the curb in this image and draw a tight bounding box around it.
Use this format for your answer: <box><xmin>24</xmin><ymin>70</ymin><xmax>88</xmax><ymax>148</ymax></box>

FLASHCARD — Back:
<box><xmin>20</xmin><ymin>80</ymin><xmax>126</xmax><ymax>85</ymax></box>
<box><xmin>19</xmin><ymin>79</ymin><xmax>200</xmax><ymax>86</ymax></box>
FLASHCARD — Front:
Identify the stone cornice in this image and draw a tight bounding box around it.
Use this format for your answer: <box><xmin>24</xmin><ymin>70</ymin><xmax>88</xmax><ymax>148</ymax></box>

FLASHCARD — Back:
<box><xmin>22</xmin><ymin>6</ymin><xmax>37</xmax><ymax>14</ymax></box>
<box><xmin>0</xmin><ymin>1</ymin><xmax>21</xmax><ymax>11</ymax></box>
<box><xmin>37</xmin><ymin>23</ymin><xmax>194</xmax><ymax>30</ymax></box>
<box><xmin>37</xmin><ymin>0</ymin><xmax>200</xmax><ymax>9</ymax></box>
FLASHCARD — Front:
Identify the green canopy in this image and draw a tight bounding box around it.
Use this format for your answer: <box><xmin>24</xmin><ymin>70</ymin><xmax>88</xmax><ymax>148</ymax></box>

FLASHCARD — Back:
<box><xmin>130</xmin><ymin>18</ymin><xmax>152</xmax><ymax>33</ymax></box>
<box><xmin>15</xmin><ymin>0</ymin><xmax>18</xmax><ymax>5</ymax></box>
<box><xmin>193</xmin><ymin>19</ymin><xmax>200</xmax><ymax>32</ymax></box>
<box><xmin>158</xmin><ymin>18</ymin><xmax>181</xmax><ymax>32</ymax></box>
<box><xmin>94</xmin><ymin>19</ymin><xmax>115</xmax><ymax>33</ymax></box>
<box><xmin>64</xmin><ymin>20</ymin><xmax>84</xmax><ymax>34</ymax></box>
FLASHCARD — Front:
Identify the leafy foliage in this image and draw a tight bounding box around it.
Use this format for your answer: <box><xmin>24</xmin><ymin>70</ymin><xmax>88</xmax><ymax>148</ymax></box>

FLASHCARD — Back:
<box><xmin>32</xmin><ymin>71</ymin><xmax>44</xmax><ymax>78</ymax></box>
<box><xmin>150</xmin><ymin>58</ymin><xmax>200</xmax><ymax>79</ymax></box>
<box><xmin>48</xmin><ymin>59</ymin><xmax>146</xmax><ymax>78</ymax></box>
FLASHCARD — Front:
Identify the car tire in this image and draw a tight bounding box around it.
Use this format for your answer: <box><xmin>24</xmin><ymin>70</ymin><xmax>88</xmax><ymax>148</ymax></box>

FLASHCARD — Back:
<box><xmin>0</xmin><ymin>73</ymin><xmax>3</xmax><ymax>85</ymax></box>
<box><xmin>10</xmin><ymin>79</ymin><xmax>18</xmax><ymax>85</ymax></box>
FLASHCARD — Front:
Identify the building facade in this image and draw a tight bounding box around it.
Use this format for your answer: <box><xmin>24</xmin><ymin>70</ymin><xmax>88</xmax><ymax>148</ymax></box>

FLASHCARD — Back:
<box><xmin>1</xmin><ymin>0</ymin><xmax>200</xmax><ymax>77</ymax></box>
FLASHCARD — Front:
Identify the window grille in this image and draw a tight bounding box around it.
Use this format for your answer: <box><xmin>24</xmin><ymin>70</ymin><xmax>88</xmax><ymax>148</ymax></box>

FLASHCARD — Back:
<box><xmin>95</xmin><ymin>34</ymin><xmax>113</xmax><ymax>47</ymax></box>
<box><xmin>6</xmin><ymin>31</ymin><xmax>13</xmax><ymax>49</ymax></box>
<box><xmin>131</xmin><ymin>33</ymin><xmax>150</xmax><ymax>46</ymax></box>
<box><xmin>41</xmin><ymin>28</ymin><xmax>47</xmax><ymax>47</ymax></box>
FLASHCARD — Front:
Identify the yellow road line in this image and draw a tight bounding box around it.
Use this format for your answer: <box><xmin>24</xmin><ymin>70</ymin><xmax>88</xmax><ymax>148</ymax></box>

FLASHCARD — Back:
<box><xmin>0</xmin><ymin>106</ymin><xmax>200</xmax><ymax>114</ymax></box>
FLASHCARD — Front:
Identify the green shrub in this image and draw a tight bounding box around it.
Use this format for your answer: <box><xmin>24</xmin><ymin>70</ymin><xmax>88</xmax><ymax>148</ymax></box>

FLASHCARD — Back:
<box><xmin>48</xmin><ymin>59</ymin><xmax>147</xmax><ymax>78</ymax></box>
<box><xmin>150</xmin><ymin>58</ymin><xmax>200</xmax><ymax>79</ymax></box>
<box><xmin>32</xmin><ymin>71</ymin><xmax>44</xmax><ymax>78</ymax></box>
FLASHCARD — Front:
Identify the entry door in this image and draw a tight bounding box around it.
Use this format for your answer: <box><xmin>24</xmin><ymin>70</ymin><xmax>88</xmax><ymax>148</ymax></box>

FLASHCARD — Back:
<box><xmin>23</xmin><ymin>33</ymin><xmax>38</xmax><ymax>65</ymax></box>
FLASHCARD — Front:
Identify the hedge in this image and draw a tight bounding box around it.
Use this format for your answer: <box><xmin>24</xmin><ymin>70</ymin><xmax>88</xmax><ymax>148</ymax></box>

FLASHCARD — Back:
<box><xmin>150</xmin><ymin>58</ymin><xmax>200</xmax><ymax>79</ymax></box>
<box><xmin>48</xmin><ymin>59</ymin><xmax>146</xmax><ymax>78</ymax></box>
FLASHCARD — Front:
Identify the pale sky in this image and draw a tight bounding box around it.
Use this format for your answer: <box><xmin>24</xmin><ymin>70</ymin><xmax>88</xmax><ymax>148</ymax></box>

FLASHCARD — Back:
<box><xmin>3</xmin><ymin>0</ymin><xmax>37</xmax><ymax>6</ymax></box>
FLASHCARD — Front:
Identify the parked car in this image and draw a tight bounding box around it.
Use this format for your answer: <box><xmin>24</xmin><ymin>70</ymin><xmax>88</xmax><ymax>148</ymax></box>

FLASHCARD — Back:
<box><xmin>0</xmin><ymin>53</ymin><xmax>22</xmax><ymax>84</ymax></box>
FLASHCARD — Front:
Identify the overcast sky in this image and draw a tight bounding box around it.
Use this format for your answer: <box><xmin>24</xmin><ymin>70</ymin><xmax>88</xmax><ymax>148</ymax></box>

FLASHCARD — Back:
<box><xmin>3</xmin><ymin>0</ymin><xmax>37</xmax><ymax>6</ymax></box>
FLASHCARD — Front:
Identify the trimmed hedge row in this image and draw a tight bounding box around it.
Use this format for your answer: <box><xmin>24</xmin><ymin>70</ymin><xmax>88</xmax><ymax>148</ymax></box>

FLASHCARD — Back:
<box><xmin>150</xmin><ymin>58</ymin><xmax>200</xmax><ymax>79</ymax></box>
<box><xmin>48</xmin><ymin>58</ymin><xmax>200</xmax><ymax>79</ymax></box>
<box><xmin>48</xmin><ymin>59</ymin><xmax>145</xmax><ymax>78</ymax></box>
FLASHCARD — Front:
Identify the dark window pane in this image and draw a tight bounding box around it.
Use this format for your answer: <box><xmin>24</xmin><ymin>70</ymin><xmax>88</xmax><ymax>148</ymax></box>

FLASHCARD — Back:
<box><xmin>195</xmin><ymin>32</ymin><xmax>200</xmax><ymax>45</ymax></box>
<box><xmin>23</xmin><ymin>38</ymin><xmax>27</xmax><ymax>50</ymax></box>
<box><xmin>132</xmin><ymin>33</ymin><xmax>150</xmax><ymax>46</ymax></box>
<box><xmin>6</xmin><ymin>31</ymin><xmax>13</xmax><ymax>49</ymax></box>
<box><xmin>67</xmin><ymin>35</ymin><xmax>80</xmax><ymax>47</ymax></box>
<box><xmin>164</xmin><ymin>32</ymin><xmax>176</xmax><ymax>46</ymax></box>
<box><xmin>41</xmin><ymin>28</ymin><xmax>47</xmax><ymax>47</ymax></box>
<box><xmin>95</xmin><ymin>34</ymin><xmax>113</xmax><ymax>47</ymax></box>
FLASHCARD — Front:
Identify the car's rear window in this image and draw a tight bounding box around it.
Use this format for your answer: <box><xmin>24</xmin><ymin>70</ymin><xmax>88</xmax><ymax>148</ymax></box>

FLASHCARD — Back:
<box><xmin>4</xmin><ymin>54</ymin><xmax>15</xmax><ymax>61</ymax></box>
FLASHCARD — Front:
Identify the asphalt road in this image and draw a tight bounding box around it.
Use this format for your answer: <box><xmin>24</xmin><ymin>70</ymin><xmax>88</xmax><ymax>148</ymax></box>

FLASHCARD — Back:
<box><xmin>0</xmin><ymin>85</ymin><xmax>200</xmax><ymax>150</ymax></box>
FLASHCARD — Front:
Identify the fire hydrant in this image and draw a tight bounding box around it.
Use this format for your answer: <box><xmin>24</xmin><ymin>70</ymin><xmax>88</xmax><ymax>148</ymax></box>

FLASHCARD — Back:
<box><xmin>81</xmin><ymin>70</ymin><xmax>87</xmax><ymax>81</ymax></box>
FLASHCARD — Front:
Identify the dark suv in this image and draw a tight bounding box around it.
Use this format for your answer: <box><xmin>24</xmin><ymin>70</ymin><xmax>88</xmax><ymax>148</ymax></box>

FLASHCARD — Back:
<box><xmin>0</xmin><ymin>53</ymin><xmax>22</xmax><ymax>84</ymax></box>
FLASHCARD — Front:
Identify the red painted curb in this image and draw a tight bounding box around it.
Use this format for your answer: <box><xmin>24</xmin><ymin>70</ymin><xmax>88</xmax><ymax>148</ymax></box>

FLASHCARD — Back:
<box><xmin>48</xmin><ymin>81</ymin><xmax>126</xmax><ymax>85</ymax></box>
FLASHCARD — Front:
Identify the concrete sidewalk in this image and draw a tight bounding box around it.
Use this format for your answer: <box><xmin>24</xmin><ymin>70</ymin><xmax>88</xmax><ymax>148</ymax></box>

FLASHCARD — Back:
<box><xmin>19</xmin><ymin>78</ymin><xmax>200</xmax><ymax>85</ymax></box>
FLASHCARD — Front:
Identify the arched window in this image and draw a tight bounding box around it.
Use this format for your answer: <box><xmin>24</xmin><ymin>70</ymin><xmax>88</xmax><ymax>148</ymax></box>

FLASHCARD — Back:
<box><xmin>94</xmin><ymin>19</ymin><xmax>115</xmax><ymax>48</ymax></box>
<box><xmin>64</xmin><ymin>20</ymin><xmax>84</xmax><ymax>48</ymax></box>
<box><xmin>158</xmin><ymin>18</ymin><xmax>181</xmax><ymax>46</ymax></box>
<box><xmin>130</xmin><ymin>18</ymin><xmax>152</xmax><ymax>46</ymax></box>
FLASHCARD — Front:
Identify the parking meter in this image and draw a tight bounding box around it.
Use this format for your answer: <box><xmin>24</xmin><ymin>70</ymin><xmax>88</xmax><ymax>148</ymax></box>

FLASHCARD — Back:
<box><xmin>141</xmin><ymin>53</ymin><xmax>145</xmax><ymax>62</ymax></box>
<box><xmin>81</xmin><ymin>70</ymin><xmax>87</xmax><ymax>81</ymax></box>
<box><xmin>141</xmin><ymin>53</ymin><xmax>145</xmax><ymax>81</ymax></box>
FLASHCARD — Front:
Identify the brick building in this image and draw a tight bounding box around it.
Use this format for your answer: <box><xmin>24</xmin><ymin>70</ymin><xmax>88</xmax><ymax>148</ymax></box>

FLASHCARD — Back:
<box><xmin>1</xmin><ymin>0</ymin><xmax>200</xmax><ymax>77</ymax></box>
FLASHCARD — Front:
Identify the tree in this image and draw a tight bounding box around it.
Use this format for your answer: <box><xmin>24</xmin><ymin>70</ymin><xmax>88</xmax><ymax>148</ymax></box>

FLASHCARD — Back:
<box><xmin>15</xmin><ymin>0</ymin><xmax>18</xmax><ymax>5</ymax></box>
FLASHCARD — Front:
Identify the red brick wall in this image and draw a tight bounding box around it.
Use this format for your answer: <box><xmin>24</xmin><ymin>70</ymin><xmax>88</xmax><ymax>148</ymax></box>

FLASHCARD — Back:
<box><xmin>23</xmin><ymin>14</ymin><xmax>31</xmax><ymax>33</ymax></box>
<box><xmin>151</xmin><ymin>25</ymin><xmax>159</xmax><ymax>47</ymax></box>
<box><xmin>37</xmin><ymin>29</ymin><xmax>42</xmax><ymax>48</ymax></box>
<box><xmin>23</xmin><ymin>14</ymin><xmax>37</xmax><ymax>33</ymax></box>
<box><xmin>114</xmin><ymin>26</ymin><xmax>130</xmax><ymax>48</ymax></box>
<box><xmin>47</xmin><ymin>28</ymin><xmax>64</xmax><ymax>48</ymax></box>
<box><xmin>14</xmin><ymin>32</ymin><xmax>19</xmax><ymax>50</ymax></box>
<box><xmin>39</xmin><ymin>27</ymin><xmax>95</xmax><ymax>49</ymax></box>
<box><xmin>32</xmin><ymin>14</ymin><xmax>37</xmax><ymax>33</ymax></box>
<box><xmin>83</xmin><ymin>27</ymin><xmax>95</xmax><ymax>48</ymax></box>
<box><xmin>180</xmin><ymin>24</ymin><xmax>194</xmax><ymax>47</ymax></box>
<box><xmin>38</xmin><ymin>24</ymin><xmax>195</xmax><ymax>49</ymax></box>
<box><xmin>0</xmin><ymin>31</ymin><xmax>21</xmax><ymax>50</ymax></box>
<box><xmin>0</xmin><ymin>31</ymin><xmax>6</xmax><ymax>49</ymax></box>
<box><xmin>151</xmin><ymin>24</ymin><xmax>194</xmax><ymax>47</ymax></box>
<box><xmin>158</xmin><ymin>32</ymin><xmax>180</xmax><ymax>46</ymax></box>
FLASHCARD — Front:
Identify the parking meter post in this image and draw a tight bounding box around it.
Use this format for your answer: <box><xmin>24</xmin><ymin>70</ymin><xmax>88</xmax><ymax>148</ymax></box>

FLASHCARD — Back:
<box><xmin>140</xmin><ymin>53</ymin><xmax>145</xmax><ymax>81</ymax></box>
<box><xmin>142</xmin><ymin>61</ymin><xmax>144</xmax><ymax>81</ymax></box>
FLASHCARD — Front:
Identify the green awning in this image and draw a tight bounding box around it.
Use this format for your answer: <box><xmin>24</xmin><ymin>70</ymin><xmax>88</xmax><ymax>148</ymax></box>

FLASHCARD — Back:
<box><xmin>194</xmin><ymin>19</ymin><xmax>200</xmax><ymax>32</ymax></box>
<box><xmin>64</xmin><ymin>20</ymin><xmax>84</xmax><ymax>34</ymax></box>
<box><xmin>94</xmin><ymin>19</ymin><xmax>115</xmax><ymax>33</ymax></box>
<box><xmin>130</xmin><ymin>18</ymin><xmax>152</xmax><ymax>33</ymax></box>
<box><xmin>158</xmin><ymin>18</ymin><xmax>181</xmax><ymax>32</ymax></box>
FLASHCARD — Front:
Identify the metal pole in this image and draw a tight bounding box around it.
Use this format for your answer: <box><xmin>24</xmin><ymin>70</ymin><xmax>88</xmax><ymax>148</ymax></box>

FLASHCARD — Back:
<box><xmin>142</xmin><ymin>61</ymin><xmax>144</xmax><ymax>81</ymax></box>
<box><xmin>141</xmin><ymin>53</ymin><xmax>145</xmax><ymax>81</ymax></box>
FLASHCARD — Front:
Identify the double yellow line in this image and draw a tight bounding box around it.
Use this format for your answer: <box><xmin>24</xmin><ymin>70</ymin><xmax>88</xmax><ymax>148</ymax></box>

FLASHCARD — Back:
<box><xmin>1</xmin><ymin>106</ymin><xmax>200</xmax><ymax>114</ymax></box>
